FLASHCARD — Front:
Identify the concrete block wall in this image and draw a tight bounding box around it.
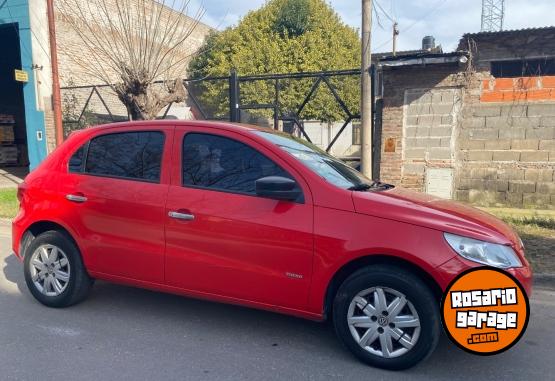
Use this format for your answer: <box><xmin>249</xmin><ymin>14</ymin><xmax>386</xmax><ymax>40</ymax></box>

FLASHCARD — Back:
<box><xmin>402</xmin><ymin>88</ymin><xmax>461</xmax><ymax>192</ymax></box>
<box><xmin>378</xmin><ymin>29</ymin><xmax>555</xmax><ymax>209</ymax></box>
<box><xmin>456</xmin><ymin>101</ymin><xmax>555</xmax><ymax>208</ymax></box>
<box><xmin>379</xmin><ymin>65</ymin><xmax>464</xmax><ymax>186</ymax></box>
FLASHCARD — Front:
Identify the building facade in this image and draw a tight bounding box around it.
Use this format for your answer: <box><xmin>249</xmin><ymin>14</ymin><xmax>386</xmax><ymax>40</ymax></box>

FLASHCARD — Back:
<box><xmin>377</xmin><ymin>27</ymin><xmax>555</xmax><ymax>209</ymax></box>
<box><xmin>0</xmin><ymin>0</ymin><xmax>211</xmax><ymax>170</ymax></box>
<box><xmin>0</xmin><ymin>0</ymin><xmax>51</xmax><ymax>169</ymax></box>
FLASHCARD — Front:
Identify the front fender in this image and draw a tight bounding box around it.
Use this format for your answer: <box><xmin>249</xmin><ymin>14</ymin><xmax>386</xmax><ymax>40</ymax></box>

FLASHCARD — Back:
<box><xmin>307</xmin><ymin>206</ymin><xmax>456</xmax><ymax>314</ymax></box>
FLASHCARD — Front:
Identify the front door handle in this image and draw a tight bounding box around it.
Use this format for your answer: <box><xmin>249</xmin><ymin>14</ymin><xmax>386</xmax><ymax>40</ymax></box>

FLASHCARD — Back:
<box><xmin>168</xmin><ymin>211</ymin><xmax>195</xmax><ymax>221</ymax></box>
<box><xmin>66</xmin><ymin>194</ymin><xmax>87</xmax><ymax>203</ymax></box>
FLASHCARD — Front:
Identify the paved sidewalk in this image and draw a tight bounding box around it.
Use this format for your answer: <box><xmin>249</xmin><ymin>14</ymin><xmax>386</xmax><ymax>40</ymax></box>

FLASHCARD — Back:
<box><xmin>0</xmin><ymin>167</ymin><xmax>27</xmax><ymax>188</ymax></box>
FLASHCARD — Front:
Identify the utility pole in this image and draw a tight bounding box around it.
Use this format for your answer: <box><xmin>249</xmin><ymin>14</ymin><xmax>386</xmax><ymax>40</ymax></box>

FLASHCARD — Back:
<box><xmin>47</xmin><ymin>0</ymin><xmax>63</xmax><ymax>146</ymax></box>
<box><xmin>360</xmin><ymin>0</ymin><xmax>373</xmax><ymax>179</ymax></box>
<box><xmin>392</xmin><ymin>22</ymin><xmax>399</xmax><ymax>56</ymax></box>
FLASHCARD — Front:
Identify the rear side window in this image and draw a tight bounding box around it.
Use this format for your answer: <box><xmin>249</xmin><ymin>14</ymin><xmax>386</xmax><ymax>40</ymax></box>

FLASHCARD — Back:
<box><xmin>84</xmin><ymin>131</ymin><xmax>164</xmax><ymax>182</ymax></box>
<box><xmin>182</xmin><ymin>133</ymin><xmax>290</xmax><ymax>194</ymax></box>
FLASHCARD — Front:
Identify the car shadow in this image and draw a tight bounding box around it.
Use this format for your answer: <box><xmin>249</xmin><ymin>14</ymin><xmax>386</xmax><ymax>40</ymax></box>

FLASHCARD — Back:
<box><xmin>3</xmin><ymin>252</ymin><xmax>29</xmax><ymax>296</ymax></box>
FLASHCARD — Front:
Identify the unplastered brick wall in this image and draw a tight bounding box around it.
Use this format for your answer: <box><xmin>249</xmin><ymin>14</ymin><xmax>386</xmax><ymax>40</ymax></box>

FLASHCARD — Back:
<box><xmin>378</xmin><ymin>28</ymin><xmax>555</xmax><ymax>209</ymax></box>
<box><xmin>55</xmin><ymin>0</ymin><xmax>212</xmax><ymax>87</ymax></box>
<box><xmin>481</xmin><ymin>76</ymin><xmax>555</xmax><ymax>102</ymax></box>
<box><xmin>456</xmin><ymin>100</ymin><xmax>555</xmax><ymax>208</ymax></box>
<box><xmin>454</xmin><ymin>28</ymin><xmax>555</xmax><ymax>209</ymax></box>
<box><xmin>379</xmin><ymin>65</ymin><xmax>465</xmax><ymax>188</ymax></box>
<box><xmin>402</xmin><ymin>87</ymin><xmax>462</xmax><ymax>194</ymax></box>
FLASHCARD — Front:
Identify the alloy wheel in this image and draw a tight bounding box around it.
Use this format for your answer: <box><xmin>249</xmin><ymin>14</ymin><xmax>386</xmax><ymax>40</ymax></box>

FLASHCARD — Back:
<box><xmin>29</xmin><ymin>244</ymin><xmax>71</xmax><ymax>297</ymax></box>
<box><xmin>347</xmin><ymin>286</ymin><xmax>421</xmax><ymax>358</ymax></box>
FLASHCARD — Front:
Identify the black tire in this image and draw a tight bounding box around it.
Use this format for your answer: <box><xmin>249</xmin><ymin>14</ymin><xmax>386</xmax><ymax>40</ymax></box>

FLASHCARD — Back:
<box><xmin>24</xmin><ymin>230</ymin><xmax>93</xmax><ymax>308</ymax></box>
<box><xmin>332</xmin><ymin>265</ymin><xmax>440</xmax><ymax>370</ymax></box>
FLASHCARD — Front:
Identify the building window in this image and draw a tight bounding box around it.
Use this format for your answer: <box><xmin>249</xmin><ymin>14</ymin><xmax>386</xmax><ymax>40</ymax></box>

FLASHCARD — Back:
<box><xmin>352</xmin><ymin>121</ymin><xmax>361</xmax><ymax>145</ymax></box>
<box><xmin>491</xmin><ymin>58</ymin><xmax>555</xmax><ymax>78</ymax></box>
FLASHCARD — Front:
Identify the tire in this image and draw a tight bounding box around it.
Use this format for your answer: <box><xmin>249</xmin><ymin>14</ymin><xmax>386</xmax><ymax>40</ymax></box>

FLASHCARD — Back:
<box><xmin>332</xmin><ymin>265</ymin><xmax>440</xmax><ymax>370</ymax></box>
<box><xmin>24</xmin><ymin>230</ymin><xmax>93</xmax><ymax>308</ymax></box>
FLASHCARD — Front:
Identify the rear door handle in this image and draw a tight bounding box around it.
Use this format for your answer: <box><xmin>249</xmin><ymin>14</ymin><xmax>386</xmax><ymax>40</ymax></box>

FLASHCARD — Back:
<box><xmin>168</xmin><ymin>211</ymin><xmax>195</xmax><ymax>221</ymax></box>
<box><xmin>66</xmin><ymin>194</ymin><xmax>87</xmax><ymax>203</ymax></box>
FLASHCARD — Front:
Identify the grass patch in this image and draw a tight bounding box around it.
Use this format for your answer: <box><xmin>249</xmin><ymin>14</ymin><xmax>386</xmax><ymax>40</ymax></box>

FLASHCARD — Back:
<box><xmin>480</xmin><ymin>207</ymin><xmax>555</xmax><ymax>230</ymax></box>
<box><xmin>481</xmin><ymin>208</ymin><xmax>555</xmax><ymax>274</ymax></box>
<box><xmin>0</xmin><ymin>188</ymin><xmax>18</xmax><ymax>219</ymax></box>
<box><xmin>503</xmin><ymin>216</ymin><xmax>555</xmax><ymax>230</ymax></box>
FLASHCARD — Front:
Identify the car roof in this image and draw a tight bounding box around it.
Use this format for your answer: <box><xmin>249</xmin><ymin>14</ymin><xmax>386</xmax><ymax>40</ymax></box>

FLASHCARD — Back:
<box><xmin>86</xmin><ymin>120</ymin><xmax>267</xmax><ymax>134</ymax></box>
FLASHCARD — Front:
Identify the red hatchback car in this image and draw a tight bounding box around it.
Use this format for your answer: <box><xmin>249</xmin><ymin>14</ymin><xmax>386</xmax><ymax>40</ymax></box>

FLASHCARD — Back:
<box><xmin>13</xmin><ymin>121</ymin><xmax>532</xmax><ymax>369</ymax></box>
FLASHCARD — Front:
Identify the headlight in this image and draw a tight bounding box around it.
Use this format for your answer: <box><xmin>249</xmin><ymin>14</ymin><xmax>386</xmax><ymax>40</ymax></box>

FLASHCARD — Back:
<box><xmin>444</xmin><ymin>233</ymin><xmax>522</xmax><ymax>268</ymax></box>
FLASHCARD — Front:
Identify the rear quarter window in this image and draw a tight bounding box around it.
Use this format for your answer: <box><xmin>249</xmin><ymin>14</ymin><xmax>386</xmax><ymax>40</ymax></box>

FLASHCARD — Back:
<box><xmin>68</xmin><ymin>145</ymin><xmax>85</xmax><ymax>173</ymax></box>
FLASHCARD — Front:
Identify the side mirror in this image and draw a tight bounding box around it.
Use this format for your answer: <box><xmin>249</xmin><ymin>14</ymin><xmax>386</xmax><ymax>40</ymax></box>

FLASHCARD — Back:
<box><xmin>255</xmin><ymin>176</ymin><xmax>302</xmax><ymax>202</ymax></box>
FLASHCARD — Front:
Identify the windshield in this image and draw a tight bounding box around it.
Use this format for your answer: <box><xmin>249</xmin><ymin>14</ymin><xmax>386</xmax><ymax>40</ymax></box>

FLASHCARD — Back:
<box><xmin>253</xmin><ymin>130</ymin><xmax>387</xmax><ymax>190</ymax></box>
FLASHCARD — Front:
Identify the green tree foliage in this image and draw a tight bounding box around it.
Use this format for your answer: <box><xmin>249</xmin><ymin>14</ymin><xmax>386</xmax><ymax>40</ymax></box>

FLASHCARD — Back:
<box><xmin>274</xmin><ymin>0</ymin><xmax>311</xmax><ymax>37</ymax></box>
<box><xmin>189</xmin><ymin>0</ymin><xmax>361</xmax><ymax>122</ymax></box>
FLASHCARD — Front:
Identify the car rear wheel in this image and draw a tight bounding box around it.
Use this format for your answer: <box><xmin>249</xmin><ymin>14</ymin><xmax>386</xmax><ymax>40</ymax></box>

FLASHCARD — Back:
<box><xmin>332</xmin><ymin>265</ymin><xmax>440</xmax><ymax>370</ymax></box>
<box><xmin>24</xmin><ymin>230</ymin><xmax>93</xmax><ymax>308</ymax></box>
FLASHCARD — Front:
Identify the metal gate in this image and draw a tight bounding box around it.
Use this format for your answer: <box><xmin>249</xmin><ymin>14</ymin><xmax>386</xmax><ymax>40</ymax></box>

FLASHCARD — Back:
<box><xmin>60</xmin><ymin>67</ymin><xmax>377</xmax><ymax>156</ymax></box>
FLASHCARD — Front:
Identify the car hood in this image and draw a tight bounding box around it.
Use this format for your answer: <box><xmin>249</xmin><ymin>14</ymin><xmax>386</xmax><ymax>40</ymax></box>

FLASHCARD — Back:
<box><xmin>352</xmin><ymin>187</ymin><xmax>520</xmax><ymax>246</ymax></box>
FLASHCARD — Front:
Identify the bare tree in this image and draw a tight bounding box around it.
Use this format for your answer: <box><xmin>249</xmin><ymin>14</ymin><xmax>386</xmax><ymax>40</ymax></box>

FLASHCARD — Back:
<box><xmin>57</xmin><ymin>0</ymin><xmax>205</xmax><ymax>120</ymax></box>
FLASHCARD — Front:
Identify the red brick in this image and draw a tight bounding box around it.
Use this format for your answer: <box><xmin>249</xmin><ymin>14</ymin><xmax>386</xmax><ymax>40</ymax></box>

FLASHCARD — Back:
<box><xmin>481</xmin><ymin>91</ymin><xmax>505</xmax><ymax>102</ymax></box>
<box><xmin>526</xmin><ymin>89</ymin><xmax>554</xmax><ymax>101</ymax></box>
<box><xmin>493</xmin><ymin>78</ymin><xmax>514</xmax><ymax>90</ymax></box>
<box><xmin>503</xmin><ymin>90</ymin><xmax>528</xmax><ymax>102</ymax></box>
<box><xmin>515</xmin><ymin>77</ymin><xmax>539</xmax><ymax>90</ymax></box>
<box><xmin>541</xmin><ymin>76</ymin><xmax>555</xmax><ymax>89</ymax></box>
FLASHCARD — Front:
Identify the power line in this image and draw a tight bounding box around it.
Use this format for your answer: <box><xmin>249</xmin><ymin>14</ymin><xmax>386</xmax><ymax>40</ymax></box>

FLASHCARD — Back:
<box><xmin>374</xmin><ymin>0</ymin><xmax>395</xmax><ymax>23</ymax></box>
<box><xmin>372</xmin><ymin>0</ymin><xmax>449</xmax><ymax>53</ymax></box>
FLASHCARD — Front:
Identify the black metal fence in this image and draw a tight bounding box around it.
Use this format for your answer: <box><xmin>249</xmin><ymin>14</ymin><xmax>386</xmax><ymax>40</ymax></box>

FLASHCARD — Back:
<box><xmin>61</xmin><ymin>68</ymin><xmax>377</xmax><ymax>157</ymax></box>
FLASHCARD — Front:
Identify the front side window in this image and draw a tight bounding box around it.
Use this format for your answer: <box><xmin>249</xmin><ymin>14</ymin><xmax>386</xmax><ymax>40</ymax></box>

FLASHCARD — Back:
<box><xmin>182</xmin><ymin>133</ymin><xmax>291</xmax><ymax>194</ymax></box>
<box><xmin>85</xmin><ymin>131</ymin><xmax>164</xmax><ymax>182</ymax></box>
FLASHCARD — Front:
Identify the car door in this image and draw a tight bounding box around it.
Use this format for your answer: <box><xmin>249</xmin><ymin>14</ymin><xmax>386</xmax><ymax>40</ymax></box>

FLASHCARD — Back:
<box><xmin>58</xmin><ymin>126</ymin><xmax>173</xmax><ymax>283</ymax></box>
<box><xmin>165</xmin><ymin>126</ymin><xmax>314</xmax><ymax>310</ymax></box>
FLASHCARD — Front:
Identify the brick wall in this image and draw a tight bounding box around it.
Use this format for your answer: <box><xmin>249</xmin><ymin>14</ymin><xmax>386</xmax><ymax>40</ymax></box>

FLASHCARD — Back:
<box><xmin>402</xmin><ymin>87</ymin><xmax>461</xmax><ymax>194</ymax></box>
<box><xmin>457</xmin><ymin>100</ymin><xmax>555</xmax><ymax>208</ymax></box>
<box><xmin>379</xmin><ymin>28</ymin><xmax>555</xmax><ymax>209</ymax></box>
<box><xmin>55</xmin><ymin>0</ymin><xmax>212</xmax><ymax>87</ymax></box>
<box><xmin>54</xmin><ymin>0</ymin><xmax>212</xmax><ymax>131</ymax></box>
<box><xmin>379</xmin><ymin>65</ymin><xmax>465</xmax><ymax>188</ymax></box>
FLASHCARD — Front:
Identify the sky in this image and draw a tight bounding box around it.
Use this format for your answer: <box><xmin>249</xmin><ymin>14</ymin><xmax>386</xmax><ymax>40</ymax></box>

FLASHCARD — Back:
<box><xmin>188</xmin><ymin>0</ymin><xmax>555</xmax><ymax>53</ymax></box>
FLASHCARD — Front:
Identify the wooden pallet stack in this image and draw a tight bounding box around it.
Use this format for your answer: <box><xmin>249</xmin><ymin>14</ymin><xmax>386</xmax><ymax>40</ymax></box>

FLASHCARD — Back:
<box><xmin>0</xmin><ymin>114</ymin><xmax>18</xmax><ymax>166</ymax></box>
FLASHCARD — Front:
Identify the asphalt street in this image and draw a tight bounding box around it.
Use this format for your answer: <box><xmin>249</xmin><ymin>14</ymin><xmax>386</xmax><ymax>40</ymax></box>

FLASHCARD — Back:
<box><xmin>1</xmin><ymin>221</ymin><xmax>554</xmax><ymax>381</ymax></box>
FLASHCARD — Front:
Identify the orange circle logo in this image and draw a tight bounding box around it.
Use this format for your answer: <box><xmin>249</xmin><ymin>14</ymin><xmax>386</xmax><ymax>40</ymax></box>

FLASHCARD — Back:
<box><xmin>441</xmin><ymin>267</ymin><xmax>530</xmax><ymax>355</ymax></box>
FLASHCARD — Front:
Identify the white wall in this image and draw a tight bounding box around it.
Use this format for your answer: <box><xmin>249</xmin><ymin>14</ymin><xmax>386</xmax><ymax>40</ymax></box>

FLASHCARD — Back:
<box><xmin>28</xmin><ymin>0</ymin><xmax>53</xmax><ymax>112</ymax></box>
<box><xmin>303</xmin><ymin>120</ymin><xmax>357</xmax><ymax>157</ymax></box>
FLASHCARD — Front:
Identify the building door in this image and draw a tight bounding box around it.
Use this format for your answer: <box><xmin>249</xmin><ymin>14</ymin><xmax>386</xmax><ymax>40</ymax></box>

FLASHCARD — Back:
<box><xmin>0</xmin><ymin>23</ymin><xmax>29</xmax><ymax>168</ymax></box>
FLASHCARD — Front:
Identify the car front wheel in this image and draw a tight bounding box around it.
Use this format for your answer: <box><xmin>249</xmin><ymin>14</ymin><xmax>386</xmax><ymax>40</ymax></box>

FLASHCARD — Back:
<box><xmin>332</xmin><ymin>265</ymin><xmax>440</xmax><ymax>370</ymax></box>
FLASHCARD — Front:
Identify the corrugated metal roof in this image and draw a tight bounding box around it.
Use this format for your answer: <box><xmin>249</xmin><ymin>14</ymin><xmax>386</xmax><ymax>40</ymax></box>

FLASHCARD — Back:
<box><xmin>379</xmin><ymin>51</ymin><xmax>468</xmax><ymax>67</ymax></box>
<box><xmin>462</xmin><ymin>26</ymin><xmax>555</xmax><ymax>38</ymax></box>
